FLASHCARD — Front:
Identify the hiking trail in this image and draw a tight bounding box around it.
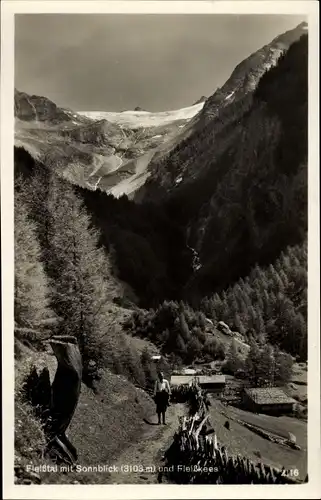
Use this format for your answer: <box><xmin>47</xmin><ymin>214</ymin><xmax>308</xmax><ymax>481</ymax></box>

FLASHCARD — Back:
<box><xmin>106</xmin><ymin>403</ymin><xmax>185</xmax><ymax>484</ymax></box>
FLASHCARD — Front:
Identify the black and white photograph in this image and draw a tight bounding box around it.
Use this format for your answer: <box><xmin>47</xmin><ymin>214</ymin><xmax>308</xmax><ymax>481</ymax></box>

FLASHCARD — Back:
<box><xmin>1</xmin><ymin>1</ymin><xmax>320</xmax><ymax>498</ymax></box>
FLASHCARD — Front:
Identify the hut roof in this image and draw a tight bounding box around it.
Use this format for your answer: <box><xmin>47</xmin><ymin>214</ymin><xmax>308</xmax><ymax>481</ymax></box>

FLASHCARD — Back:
<box><xmin>170</xmin><ymin>374</ymin><xmax>226</xmax><ymax>386</ymax></box>
<box><xmin>244</xmin><ymin>387</ymin><xmax>296</xmax><ymax>405</ymax></box>
<box><xmin>170</xmin><ymin>375</ymin><xmax>195</xmax><ymax>386</ymax></box>
<box><xmin>198</xmin><ymin>375</ymin><xmax>226</xmax><ymax>384</ymax></box>
<box><xmin>182</xmin><ymin>368</ymin><xmax>197</xmax><ymax>375</ymax></box>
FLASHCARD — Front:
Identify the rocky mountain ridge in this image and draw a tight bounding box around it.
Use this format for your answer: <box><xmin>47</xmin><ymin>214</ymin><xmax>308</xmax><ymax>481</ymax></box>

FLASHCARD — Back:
<box><xmin>200</xmin><ymin>22</ymin><xmax>308</xmax><ymax>122</ymax></box>
<box><xmin>152</xmin><ymin>31</ymin><xmax>308</xmax><ymax>300</ymax></box>
<box><xmin>14</xmin><ymin>90</ymin><xmax>203</xmax><ymax>197</ymax></box>
<box><xmin>138</xmin><ymin>22</ymin><xmax>308</xmax><ymax>201</ymax></box>
<box><xmin>14</xmin><ymin>23</ymin><xmax>308</xmax><ymax>306</ymax></box>
<box><xmin>15</xmin><ymin>23</ymin><xmax>307</xmax><ymax>201</ymax></box>
<box><xmin>14</xmin><ymin>89</ymin><xmax>89</xmax><ymax>125</ymax></box>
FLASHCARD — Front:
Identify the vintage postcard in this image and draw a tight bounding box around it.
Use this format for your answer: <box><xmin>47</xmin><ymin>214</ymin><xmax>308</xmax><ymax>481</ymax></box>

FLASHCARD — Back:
<box><xmin>1</xmin><ymin>1</ymin><xmax>320</xmax><ymax>499</ymax></box>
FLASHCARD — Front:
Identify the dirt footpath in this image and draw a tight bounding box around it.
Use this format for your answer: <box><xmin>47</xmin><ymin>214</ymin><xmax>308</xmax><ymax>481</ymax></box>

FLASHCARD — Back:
<box><xmin>106</xmin><ymin>403</ymin><xmax>185</xmax><ymax>484</ymax></box>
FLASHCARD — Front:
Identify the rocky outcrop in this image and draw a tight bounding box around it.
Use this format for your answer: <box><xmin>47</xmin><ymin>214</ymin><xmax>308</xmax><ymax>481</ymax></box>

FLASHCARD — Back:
<box><xmin>22</xmin><ymin>335</ymin><xmax>82</xmax><ymax>464</ymax></box>
<box><xmin>45</xmin><ymin>336</ymin><xmax>82</xmax><ymax>463</ymax></box>
<box><xmin>14</xmin><ymin>89</ymin><xmax>73</xmax><ymax>124</ymax></box>
<box><xmin>61</xmin><ymin>119</ymin><xmax>131</xmax><ymax>150</ymax></box>
<box><xmin>193</xmin><ymin>96</ymin><xmax>207</xmax><ymax>105</ymax></box>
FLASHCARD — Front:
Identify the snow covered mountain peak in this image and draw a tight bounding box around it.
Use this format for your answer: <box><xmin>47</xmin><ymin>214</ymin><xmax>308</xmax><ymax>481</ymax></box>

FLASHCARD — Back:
<box><xmin>77</xmin><ymin>102</ymin><xmax>205</xmax><ymax>129</ymax></box>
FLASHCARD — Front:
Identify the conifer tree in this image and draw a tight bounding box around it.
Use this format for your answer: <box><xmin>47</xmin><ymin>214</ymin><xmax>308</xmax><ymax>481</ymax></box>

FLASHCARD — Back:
<box><xmin>160</xmin><ymin>328</ymin><xmax>170</xmax><ymax>344</ymax></box>
<box><xmin>201</xmin><ymin>297</ymin><xmax>212</xmax><ymax>318</ymax></box>
<box><xmin>246</xmin><ymin>340</ymin><xmax>262</xmax><ymax>386</ymax></box>
<box><xmin>274</xmin><ymin>347</ymin><xmax>293</xmax><ymax>385</ymax></box>
<box><xmin>204</xmin><ymin>338</ymin><xmax>218</xmax><ymax>359</ymax></box>
<box><xmin>212</xmin><ymin>293</ymin><xmax>224</xmax><ymax>321</ymax></box>
<box><xmin>262</xmin><ymin>289</ymin><xmax>273</xmax><ymax>317</ymax></box>
<box><xmin>227</xmin><ymin>292</ymin><xmax>239</xmax><ymax>317</ymax></box>
<box><xmin>259</xmin><ymin>344</ymin><xmax>275</xmax><ymax>386</ymax></box>
<box><xmin>223</xmin><ymin>339</ymin><xmax>243</xmax><ymax>374</ymax></box>
<box><xmin>220</xmin><ymin>292</ymin><xmax>231</xmax><ymax>324</ymax></box>
<box><xmin>207</xmin><ymin>298</ymin><xmax>217</xmax><ymax>322</ymax></box>
<box><xmin>253</xmin><ymin>309</ymin><xmax>266</xmax><ymax>338</ymax></box>
<box><xmin>248</xmin><ymin>305</ymin><xmax>258</xmax><ymax>334</ymax></box>
<box><xmin>268</xmin><ymin>263</ymin><xmax>285</xmax><ymax>293</ymax></box>
<box><xmin>121</xmin><ymin>344</ymin><xmax>146</xmax><ymax>387</ymax></box>
<box><xmin>186</xmin><ymin>337</ymin><xmax>203</xmax><ymax>363</ymax></box>
<box><xmin>50</xmin><ymin>182</ymin><xmax>117</xmax><ymax>379</ymax></box>
<box><xmin>234</xmin><ymin>313</ymin><xmax>247</xmax><ymax>336</ymax></box>
<box><xmin>178</xmin><ymin>312</ymin><xmax>191</xmax><ymax>342</ymax></box>
<box><xmin>196</xmin><ymin>311</ymin><xmax>206</xmax><ymax>328</ymax></box>
<box><xmin>286</xmin><ymin>311</ymin><xmax>306</xmax><ymax>357</ymax></box>
<box><xmin>278</xmin><ymin>269</ymin><xmax>290</xmax><ymax>291</ymax></box>
<box><xmin>23</xmin><ymin>168</ymin><xmax>118</xmax><ymax>385</ymax></box>
<box><xmin>14</xmin><ymin>191</ymin><xmax>55</xmax><ymax>337</ymax></box>
<box><xmin>175</xmin><ymin>334</ymin><xmax>187</xmax><ymax>357</ymax></box>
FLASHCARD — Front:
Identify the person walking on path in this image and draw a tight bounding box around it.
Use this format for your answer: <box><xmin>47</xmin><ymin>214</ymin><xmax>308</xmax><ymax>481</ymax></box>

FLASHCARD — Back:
<box><xmin>154</xmin><ymin>372</ymin><xmax>171</xmax><ymax>425</ymax></box>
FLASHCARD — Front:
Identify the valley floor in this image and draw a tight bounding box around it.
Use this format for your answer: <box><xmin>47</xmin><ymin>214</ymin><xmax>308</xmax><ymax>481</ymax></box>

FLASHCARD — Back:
<box><xmin>105</xmin><ymin>399</ymin><xmax>307</xmax><ymax>485</ymax></box>
<box><xmin>207</xmin><ymin>398</ymin><xmax>307</xmax><ymax>481</ymax></box>
<box><xmin>15</xmin><ymin>346</ymin><xmax>307</xmax><ymax>485</ymax></box>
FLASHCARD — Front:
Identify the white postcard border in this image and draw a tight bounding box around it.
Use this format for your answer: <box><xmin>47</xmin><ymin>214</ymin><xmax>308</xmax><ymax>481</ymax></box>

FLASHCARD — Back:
<box><xmin>1</xmin><ymin>2</ymin><xmax>320</xmax><ymax>499</ymax></box>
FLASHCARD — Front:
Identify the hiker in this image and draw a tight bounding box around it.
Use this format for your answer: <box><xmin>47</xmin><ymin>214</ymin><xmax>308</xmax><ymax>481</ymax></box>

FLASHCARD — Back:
<box><xmin>154</xmin><ymin>372</ymin><xmax>171</xmax><ymax>425</ymax></box>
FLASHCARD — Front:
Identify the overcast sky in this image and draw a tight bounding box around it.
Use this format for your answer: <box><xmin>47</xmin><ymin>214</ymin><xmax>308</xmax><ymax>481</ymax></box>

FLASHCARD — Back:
<box><xmin>15</xmin><ymin>14</ymin><xmax>305</xmax><ymax>112</ymax></box>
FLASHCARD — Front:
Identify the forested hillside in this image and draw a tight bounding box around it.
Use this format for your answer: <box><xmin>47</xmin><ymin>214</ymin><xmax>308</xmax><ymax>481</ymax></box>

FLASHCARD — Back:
<box><xmin>166</xmin><ymin>34</ymin><xmax>308</xmax><ymax>300</ymax></box>
<box><xmin>201</xmin><ymin>241</ymin><xmax>307</xmax><ymax>360</ymax></box>
<box><xmin>14</xmin><ymin>162</ymin><xmax>162</xmax><ymax>391</ymax></box>
<box><xmin>74</xmin><ymin>186</ymin><xmax>193</xmax><ymax>308</ymax></box>
<box><xmin>125</xmin><ymin>239</ymin><xmax>307</xmax><ymax>366</ymax></box>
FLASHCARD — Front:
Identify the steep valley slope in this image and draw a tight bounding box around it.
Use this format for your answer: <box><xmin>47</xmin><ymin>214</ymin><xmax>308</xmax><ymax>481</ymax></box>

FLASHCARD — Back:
<box><xmin>138</xmin><ymin>26</ymin><xmax>308</xmax><ymax>302</ymax></box>
<box><xmin>75</xmin><ymin>26</ymin><xmax>308</xmax><ymax>307</ymax></box>
<box><xmin>14</xmin><ymin>23</ymin><xmax>308</xmax><ymax>308</ymax></box>
<box><xmin>138</xmin><ymin>21</ymin><xmax>308</xmax><ymax>201</ymax></box>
